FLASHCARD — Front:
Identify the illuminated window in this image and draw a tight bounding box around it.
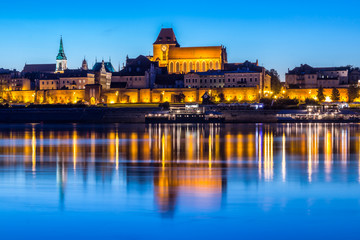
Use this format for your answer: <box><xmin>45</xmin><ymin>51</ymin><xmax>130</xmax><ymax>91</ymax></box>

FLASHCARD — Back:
<box><xmin>196</xmin><ymin>62</ymin><xmax>200</xmax><ymax>72</ymax></box>
<box><xmin>169</xmin><ymin>62</ymin><xmax>174</xmax><ymax>73</ymax></box>
<box><xmin>209</xmin><ymin>61</ymin><xmax>213</xmax><ymax>70</ymax></box>
<box><xmin>202</xmin><ymin>62</ymin><xmax>206</xmax><ymax>72</ymax></box>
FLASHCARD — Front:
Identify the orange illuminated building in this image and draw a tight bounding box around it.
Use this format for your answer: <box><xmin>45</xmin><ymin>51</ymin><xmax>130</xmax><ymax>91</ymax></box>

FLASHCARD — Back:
<box><xmin>151</xmin><ymin>28</ymin><xmax>227</xmax><ymax>74</ymax></box>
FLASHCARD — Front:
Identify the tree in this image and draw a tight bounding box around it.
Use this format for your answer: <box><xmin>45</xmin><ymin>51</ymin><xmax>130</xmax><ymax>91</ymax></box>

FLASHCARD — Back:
<box><xmin>317</xmin><ymin>86</ymin><xmax>325</xmax><ymax>102</ymax></box>
<box><xmin>331</xmin><ymin>88</ymin><xmax>340</xmax><ymax>102</ymax></box>
<box><xmin>218</xmin><ymin>93</ymin><xmax>225</xmax><ymax>102</ymax></box>
<box><xmin>348</xmin><ymin>85</ymin><xmax>359</xmax><ymax>103</ymax></box>
<box><xmin>267</xmin><ymin>69</ymin><xmax>282</xmax><ymax>95</ymax></box>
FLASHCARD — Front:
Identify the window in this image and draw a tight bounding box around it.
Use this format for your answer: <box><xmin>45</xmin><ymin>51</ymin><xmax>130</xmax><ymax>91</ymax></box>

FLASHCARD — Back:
<box><xmin>183</xmin><ymin>62</ymin><xmax>187</xmax><ymax>73</ymax></box>
<box><xmin>170</xmin><ymin>62</ymin><xmax>174</xmax><ymax>73</ymax></box>
<box><xmin>176</xmin><ymin>62</ymin><xmax>180</xmax><ymax>73</ymax></box>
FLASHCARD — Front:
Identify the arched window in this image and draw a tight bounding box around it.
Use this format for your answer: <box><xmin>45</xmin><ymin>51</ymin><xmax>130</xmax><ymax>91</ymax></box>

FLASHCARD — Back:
<box><xmin>176</xmin><ymin>62</ymin><xmax>180</xmax><ymax>73</ymax></box>
<box><xmin>196</xmin><ymin>62</ymin><xmax>200</xmax><ymax>72</ymax></box>
<box><xmin>190</xmin><ymin>62</ymin><xmax>193</xmax><ymax>71</ymax></box>
<box><xmin>209</xmin><ymin>61</ymin><xmax>213</xmax><ymax>70</ymax></box>
<box><xmin>183</xmin><ymin>62</ymin><xmax>187</xmax><ymax>73</ymax></box>
<box><xmin>169</xmin><ymin>62</ymin><xmax>174</xmax><ymax>73</ymax></box>
<box><xmin>215</xmin><ymin>61</ymin><xmax>219</xmax><ymax>70</ymax></box>
<box><xmin>202</xmin><ymin>61</ymin><xmax>206</xmax><ymax>72</ymax></box>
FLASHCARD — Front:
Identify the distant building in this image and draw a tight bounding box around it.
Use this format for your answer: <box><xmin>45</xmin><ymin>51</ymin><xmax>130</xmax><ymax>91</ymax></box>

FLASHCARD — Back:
<box><xmin>184</xmin><ymin>61</ymin><xmax>271</xmax><ymax>93</ymax></box>
<box><xmin>150</xmin><ymin>28</ymin><xmax>227</xmax><ymax>74</ymax></box>
<box><xmin>22</xmin><ymin>64</ymin><xmax>56</xmax><ymax>74</ymax></box>
<box><xmin>0</xmin><ymin>70</ymin><xmax>31</xmax><ymax>91</ymax></box>
<box><xmin>92</xmin><ymin>60</ymin><xmax>114</xmax><ymax>90</ymax></box>
<box><xmin>112</xmin><ymin>55</ymin><xmax>159</xmax><ymax>89</ymax></box>
<box><xmin>349</xmin><ymin>68</ymin><xmax>360</xmax><ymax>85</ymax></box>
<box><xmin>38</xmin><ymin>70</ymin><xmax>95</xmax><ymax>90</ymax></box>
<box><xmin>286</xmin><ymin>64</ymin><xmax>350</xmax><ymax>88</ymax></box>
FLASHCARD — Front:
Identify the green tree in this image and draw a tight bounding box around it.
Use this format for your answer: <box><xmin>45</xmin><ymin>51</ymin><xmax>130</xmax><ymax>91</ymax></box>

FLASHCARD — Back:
<box><xmin>331</xmin><ymin>88</ymin><xmax>340</xmax><ymax>102</ymax></box>
<box><xmin>317</xmin><ymin>86</ymin><xmax>325</xmax><ymax>102</ymax></box>
<box><xmin>348</xmin><ymin>85</ymin><xmax>359</xmax><ymax>103</ymax></box>
<box><xmin>267</xmin><ymin>69</ymin><xmax>282</xmax><ymax>95</ymax></box>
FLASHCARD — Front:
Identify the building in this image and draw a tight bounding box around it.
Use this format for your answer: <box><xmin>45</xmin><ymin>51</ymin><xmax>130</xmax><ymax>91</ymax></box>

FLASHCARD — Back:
<box><xmin>22</xmin><ymin>64</ymin><xmax>56</xmax><ymax>74</ymax></box>
<box><xmin>150</xmin><ymin>28</ymin><xmax>227</xmax><ymax>74</ymax></box>
<box><xmin>59</xmin><ymin>70</ymin><xmax>95</xmax><ymax>89</ymax></box>
<box><xmin>112</xmin><ymin>55</ymin><xmax>159</xmax><ymax>89</ymax></box>
<box><xmin>0</xmin><ymin>70</ymin><xmax>31</xmax><ymax>91</ymax></box>
<box><xmin>286</xmin><ymin>64</ymin><xmax>350</xmax><ymax>88</ymax></box>
<box><xmin>56</xmin><ymin>37</ymin><xmax>68</xmax><ymax>73</ymax></box>
<box><xmin>92</xmin><ymin>60</ymin><xmax>114</xmax><ymax>90</ymax></box>
<box><xmin>184</xmin><ymin>61</ymin><xmax>271</xmax><ymax>93</ymax></box>
<box><xmin>38</xmin><ymin>70</ymin><xmax>95</xmax><ymax>90</ymax></box>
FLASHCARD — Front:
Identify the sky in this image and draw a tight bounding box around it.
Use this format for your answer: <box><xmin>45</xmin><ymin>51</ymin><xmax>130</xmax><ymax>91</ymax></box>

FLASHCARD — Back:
<box><xmin>0</xmin><ymin>0</ymin><xmax>360</xmax><ymax>81</ymax></box>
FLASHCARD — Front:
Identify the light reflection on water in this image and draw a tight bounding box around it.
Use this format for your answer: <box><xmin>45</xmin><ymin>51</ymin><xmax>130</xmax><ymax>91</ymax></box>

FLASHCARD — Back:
<box><xmin>1</xmin><ymin>123</ymin><xmax>360</xmax><ymax>239</ymax></box>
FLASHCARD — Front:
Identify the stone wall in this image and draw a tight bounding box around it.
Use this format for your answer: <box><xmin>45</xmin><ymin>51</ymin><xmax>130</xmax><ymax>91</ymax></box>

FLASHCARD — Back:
<box><xmin>284</xmin><ymin>88</ymin><xmax>349</xmax><ymax>102</ymax></box>
<box><xmin>1</xmin><ymin>87</ymin><xmax>260</xmax><ymax>104</ymax></box>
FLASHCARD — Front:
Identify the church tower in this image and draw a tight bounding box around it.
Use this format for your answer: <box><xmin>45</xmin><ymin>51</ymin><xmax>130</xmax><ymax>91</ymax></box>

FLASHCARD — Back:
<box><xmin>82</xmin><ymin>58</ymin><xmax>88</xmax><ymax>70</ymax></box>
<box><xmin>56</xmin><ymin>36</ymin><xmax>67</xmax><ymax>73</ymax></box>
<box><xmin>152</xmin><ymin>28</ymin><xmax>180</xmax><ymax>68</ymax></box>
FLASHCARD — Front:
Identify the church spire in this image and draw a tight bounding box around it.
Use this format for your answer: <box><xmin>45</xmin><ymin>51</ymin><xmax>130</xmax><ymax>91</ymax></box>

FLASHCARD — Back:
<box><xmin>56</xmin><ymin>36</ymin><xmax>68</xmax><ymax>72</ymax></box>
<box><xmin>56</xmin><ymin>36</ymin><xmax>67</xmax><ymax>60</ymax></box>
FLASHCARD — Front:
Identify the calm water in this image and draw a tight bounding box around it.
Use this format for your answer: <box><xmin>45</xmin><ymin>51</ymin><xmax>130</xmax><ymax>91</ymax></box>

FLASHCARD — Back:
<box><xmin>1</xmin><ymin>123</ymin><xmax>360</xmax><ymax>239</ymax></box>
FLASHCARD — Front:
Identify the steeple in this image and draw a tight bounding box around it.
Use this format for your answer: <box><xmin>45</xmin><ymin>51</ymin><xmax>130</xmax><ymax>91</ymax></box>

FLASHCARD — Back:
<box><xmin>82</xmin><ymin>57</ymin><xmax>88</xmax><ymax>70</ymax></box>
<box><xmin>56</xmin><ymin>36</ymin><xmax>67</xmax><ymax>60</ymax></box>
<box><xmin>56</xmin><ymin>36</ymin><xmax>68</xmax><ymax>72</ymax></box>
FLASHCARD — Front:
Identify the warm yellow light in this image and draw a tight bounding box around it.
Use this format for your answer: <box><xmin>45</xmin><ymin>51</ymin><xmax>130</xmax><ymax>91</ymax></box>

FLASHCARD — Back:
<box><xmin>325</xmin><ymin>96</ymin><xmax>332</xmax><ymax>102</ymax></box>
<box><xmin>110</xmin><ymin>101</ymin><xmax>115</xmax><ymax>104</ymax></box>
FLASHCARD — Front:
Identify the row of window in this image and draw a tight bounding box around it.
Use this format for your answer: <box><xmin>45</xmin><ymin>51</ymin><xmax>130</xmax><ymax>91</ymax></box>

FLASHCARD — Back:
<box><xmin>187</xmin><ymin>85</ymin><xmax>251</xmax><ymax>89</ymax></box>
<box><xmin>185</xmin><ymin>78</ymin><xmax>258</xmax><ymax>84</ymax></box>
<box><xmin>169</xmin><ymin>61</ymin><xmax>220</xmax><ymax>73</ymax></box>
<box><xmin>126</xmin><ymin>77</ymin><xmax>143</xmax><ymax>81</ymax></box>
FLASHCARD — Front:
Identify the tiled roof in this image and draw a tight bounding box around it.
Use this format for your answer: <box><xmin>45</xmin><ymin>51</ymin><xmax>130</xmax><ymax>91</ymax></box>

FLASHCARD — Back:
<box><xmin>22</xmin><ymin>64</ymin><xmax>56</xmax><ymax>73</ymax></box>
<box><xmin>154</xmin><ymin>28</ymin><xmax>180</xmax><ymax>47</ymax></box>
<box><xmin>92</xmin><ymin>62</ymin><xmax>115</xmax><ymax>72</ymax></box>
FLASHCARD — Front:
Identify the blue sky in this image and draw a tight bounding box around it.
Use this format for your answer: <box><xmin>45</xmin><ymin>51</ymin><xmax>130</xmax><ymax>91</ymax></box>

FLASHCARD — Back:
<box><xmin>0</xmin><ymin>0</ymin><xmax>360</xmax><ymax>80</ymax></box>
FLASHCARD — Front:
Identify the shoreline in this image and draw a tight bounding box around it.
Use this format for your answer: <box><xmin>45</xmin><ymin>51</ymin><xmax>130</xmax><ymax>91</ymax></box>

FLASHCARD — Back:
<box><xmin>0</xmin><ymin>106</ymin><xmax>359</xmax><ymax>123</ymax></box>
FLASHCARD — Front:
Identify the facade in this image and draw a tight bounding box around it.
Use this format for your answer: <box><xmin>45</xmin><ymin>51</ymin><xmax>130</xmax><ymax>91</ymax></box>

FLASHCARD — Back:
<box><xmin>92</xmin><ymin>60</ymin><xmax>114</xmax><ymax>90</ymax></box>
<box><xmin>150</xmin><ymin>28</ymin><xmax>227</xmax><ymax>74</ymax></box>
<box><xmin>39</xmin><ymin>70</ymin><xmax>95</xmax><ymax>90</ymax></box>
<box><xmin>286</xmin><ymin>64</ymin><xmax>350</xmax><ymax>88</ymax></box>
<box><xmin>0</xmin><ymin>70</ymin><xmax>31</xmax><ymax>91</ymax></box>
<box><xmin>184</xmin><ymin>61</ymin><xmax>271</xmax><ymax>93</ymax></box>
<box><xmin>112</xmin><ymin>55</ymin><xmax>158</xmax><ymax>89</ymax></box>
<box><xmin>56</xmin><ymin>37</ymin><xmax>68</xmax><ymax>73</ymax></box>
<box><xmin>349</xmin><ymin>68</ymin><xmax>360</xmax><ymax>85</ymax></box>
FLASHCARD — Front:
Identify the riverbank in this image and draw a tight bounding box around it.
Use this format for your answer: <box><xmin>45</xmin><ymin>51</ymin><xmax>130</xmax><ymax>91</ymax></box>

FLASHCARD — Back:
<box><xmin>0</xmin><ymin>106</ymin><xmax>359</xmax><ymax>123</ymax></box>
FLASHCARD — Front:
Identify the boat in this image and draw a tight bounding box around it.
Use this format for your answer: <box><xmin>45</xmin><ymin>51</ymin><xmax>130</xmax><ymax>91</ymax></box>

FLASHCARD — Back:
<box><xmin>276</xmin><ymin>104</ymin><xmax>360</xmax><ymax>122</ymax></box>
<box><xmin>145</xmin><ymin>103</ymin><xmax>225</xmax><ymax>123</ymax></box>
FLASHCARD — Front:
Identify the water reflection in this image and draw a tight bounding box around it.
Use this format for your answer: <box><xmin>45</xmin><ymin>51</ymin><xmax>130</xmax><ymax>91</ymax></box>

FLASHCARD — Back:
<box><xmin>0</xmin><ymin>123</ymin><xmax>360</xmax><ymax>217</ymax></box>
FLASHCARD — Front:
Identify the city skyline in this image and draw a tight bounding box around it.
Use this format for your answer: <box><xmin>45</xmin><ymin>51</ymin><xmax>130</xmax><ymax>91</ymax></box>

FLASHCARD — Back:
<box><xmin>1</xmin><ymin>0</ymin><xmax>360</xmax><ymax>80</ymax></box>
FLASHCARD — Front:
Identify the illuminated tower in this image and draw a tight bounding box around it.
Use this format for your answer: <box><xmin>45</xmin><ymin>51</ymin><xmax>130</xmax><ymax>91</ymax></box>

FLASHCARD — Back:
<box><xmin>56</xmin><ymin>36</ymin><xmax>67</xmax><ymax>72</ymax></box>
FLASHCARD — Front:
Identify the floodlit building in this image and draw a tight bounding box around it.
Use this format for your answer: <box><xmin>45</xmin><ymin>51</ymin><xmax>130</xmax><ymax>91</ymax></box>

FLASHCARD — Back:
<box><xmin>150</xmin><ymin>28</ymin><xmax>227</xmax><ymax>74</ymax></box>
<box><xmin>184</xmin><ymin>61</ymin><xmax>271</xmax><ymax>93</ymax></box>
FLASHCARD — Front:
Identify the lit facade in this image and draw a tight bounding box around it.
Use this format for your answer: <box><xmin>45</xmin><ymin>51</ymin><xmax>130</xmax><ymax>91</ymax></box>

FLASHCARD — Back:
<box><xmin>151</xmin><ymin>28</ymin><xmax>227</xmax><ymax>74</ymax></box>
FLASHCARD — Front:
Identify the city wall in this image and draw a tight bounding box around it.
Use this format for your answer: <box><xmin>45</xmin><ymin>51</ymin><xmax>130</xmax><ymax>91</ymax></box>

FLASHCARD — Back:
<box><xmin>1</xmin><ymin>87</ymin><xmax>259</xmax><ymax>104</ymax></box>
<box><xmin>284</xmin><ymin>88</ymin><xmax>349</xmax><ymax>102</ymax></box>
